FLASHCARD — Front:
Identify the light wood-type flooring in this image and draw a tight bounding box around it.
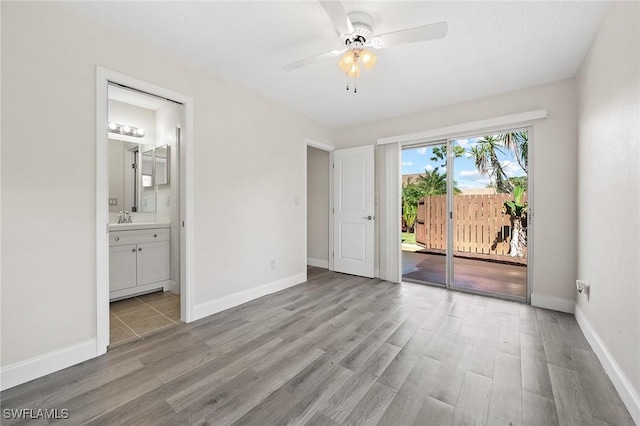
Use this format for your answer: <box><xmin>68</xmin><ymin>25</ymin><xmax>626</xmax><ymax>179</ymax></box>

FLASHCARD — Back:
<box><xmin>1</xmin><ymin>267</ymin><xmax>633</xmax><ymax>425</ymax></box>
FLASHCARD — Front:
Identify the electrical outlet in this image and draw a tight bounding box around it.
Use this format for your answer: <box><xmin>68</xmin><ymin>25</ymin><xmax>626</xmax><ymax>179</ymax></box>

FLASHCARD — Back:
<box><xmin>576</xmin><ymin>279</ymin><xmax>590</xmax><ymax>300</ymax></box>
<box><xmin>270</xmin><ymin>259</ymin><xmax>276</xmax><ymax>270</ymax></box>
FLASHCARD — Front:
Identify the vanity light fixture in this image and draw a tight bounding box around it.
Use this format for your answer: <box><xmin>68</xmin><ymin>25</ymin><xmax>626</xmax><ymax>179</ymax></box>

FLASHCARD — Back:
<box><xmin>108</xmin><ymin>122</ymin><xmax>145</xmax><ymax>138</ymax></box>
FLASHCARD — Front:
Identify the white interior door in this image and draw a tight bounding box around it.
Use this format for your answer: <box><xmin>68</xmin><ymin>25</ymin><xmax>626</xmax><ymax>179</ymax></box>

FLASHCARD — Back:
<box><xmin>333</xmin><ymin>145</ymin><xmax>375</xmax><ymax>278</ymax></box>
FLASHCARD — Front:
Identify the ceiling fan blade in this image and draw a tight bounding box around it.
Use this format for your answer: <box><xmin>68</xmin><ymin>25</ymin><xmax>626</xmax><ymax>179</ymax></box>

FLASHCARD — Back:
<box><xmin>319</xmin><ymin>1</ymin><xmax>354</xmax><ymax>36</ymax></box>
<box><xmin>371</xmin><ymin>22</ymin><xmax>448</xmax><ymax>49</ymax></box>
<box><xmin>282</xmin><ymin>49</ymin><xmax>346</xmax><ymax>71</ymax></box>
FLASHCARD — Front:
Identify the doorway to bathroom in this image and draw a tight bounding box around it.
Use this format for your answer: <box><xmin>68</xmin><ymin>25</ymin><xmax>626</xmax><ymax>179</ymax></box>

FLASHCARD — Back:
<box><xmin>96</xmin><ymin>67</ymin><xmax>194</xmax><ymax>354</ymax></box>
<box><xmin>106</xmin><ymin>83</ymin><xmax>184</xmax><ymax>346</ymax></box>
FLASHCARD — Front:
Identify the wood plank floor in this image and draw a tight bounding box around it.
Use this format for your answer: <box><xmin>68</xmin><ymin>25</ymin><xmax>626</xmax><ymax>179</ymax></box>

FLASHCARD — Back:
<box><xmin>1</xmin><ymin>267</ymin><xmax>633</xmax><ymax>425</ymax></box>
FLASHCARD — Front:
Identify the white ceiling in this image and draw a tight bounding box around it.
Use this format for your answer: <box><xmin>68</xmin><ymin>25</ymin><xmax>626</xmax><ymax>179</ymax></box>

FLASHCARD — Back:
<box><xmin>57</xmin><ymin>1</ymin><xmax>610</xmax><ymax>129</ymax></box>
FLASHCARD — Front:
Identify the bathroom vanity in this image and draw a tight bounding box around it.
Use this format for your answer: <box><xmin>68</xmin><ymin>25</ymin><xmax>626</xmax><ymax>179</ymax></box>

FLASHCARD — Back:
<box><xmin>108</xmin><ymin>222</ymin><xmax>170</xmax><ymax>300</ymax></box>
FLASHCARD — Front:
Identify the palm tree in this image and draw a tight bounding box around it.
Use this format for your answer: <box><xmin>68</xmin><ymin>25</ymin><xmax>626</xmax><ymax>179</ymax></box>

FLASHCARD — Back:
<box><xmin>499</xmin><ymin>131</ymin><xmax>528</xmax><ymax>173</ymax></box>
<box><xmin>469</xmin><ymin>136</ymin><xmax>512</xmax><ymax>193</ymax></box>
<box><xmin>402</xmin><ymin>178</ymin><xmax>421</xmax><ymax>232</ymax></box>
<box><xmin>503</xmin><ymin>185</ymin><xmax>528</xmax><ymax>257</ymax></box>
<box><xmin>430</xmin><ymin>145</ymin><xmax>465</xmax><ymax>167</ymax></box>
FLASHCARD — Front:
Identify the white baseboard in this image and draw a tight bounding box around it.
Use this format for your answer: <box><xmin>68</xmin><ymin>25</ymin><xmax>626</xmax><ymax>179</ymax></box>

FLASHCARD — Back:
<box><xmin>192</xmin><ymin>273</ymin><xmax>306</xmax><ymax>321</ymax></box>
<box><xmin>1</xmin><ymin>339</ymin><xmax>97</xmax><ymax>391</ymax></box>
<box><xmin>307</xmin><ymin>257</ymin><xmax>329</xmax><ymax>269</ymax></box>
<box><xmin>109</xmin><ymin>281</ymin><xmax>167</xmax><ymax>301</ymax></box>
<box><xmin>530</xmin><ymin>293</ymin><xmax>574</xmax><ymax>313</ymax></box>
<box><xmin>574</xmin><ymin>305</ymin><xmax>640</xmax><ymax>424</ymax></box>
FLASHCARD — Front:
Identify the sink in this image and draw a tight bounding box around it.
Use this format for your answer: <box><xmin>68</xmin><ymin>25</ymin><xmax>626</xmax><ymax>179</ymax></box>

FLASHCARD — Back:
<box><xmin>108</xmin><ymin>222</ymin><xmax>170</xmax><ymax>232</ymax></box>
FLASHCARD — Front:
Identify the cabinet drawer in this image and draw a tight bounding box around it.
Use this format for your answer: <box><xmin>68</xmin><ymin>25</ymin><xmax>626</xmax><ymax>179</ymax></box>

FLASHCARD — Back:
<box><xmin>110</xmin><ymin>228</ymin><xmax>170</xmax><ymax>246</ymax></box>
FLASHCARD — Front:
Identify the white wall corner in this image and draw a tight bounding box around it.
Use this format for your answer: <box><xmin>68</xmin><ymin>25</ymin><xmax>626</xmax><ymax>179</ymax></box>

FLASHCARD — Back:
<box><xmin>166</xmin><ymin>280</ymin><xmax>179</xmax><ymax>294</ymax></box>
<box><xmin>307</xmin><ymin>257</ymin><xmax>329</xmax><ymax>269</ymax></box>
<box><xmin>574</xmin><ymin>305</ymin><xmax>640</xmax><ymax>424</ymax></box>
<box><xmin>192</xmin><ymin>273</ymin><xmax>306</xmax><ymax>321</ymax></box>
<box><xmin>1</xmin><ymin>339</ymin><xmax>97</xmax><ymax>391</ymax></box>
<box><xmin>530</xmin><ymin>293</ymin><xmax>575</xmax><ymax>314</ymax></box>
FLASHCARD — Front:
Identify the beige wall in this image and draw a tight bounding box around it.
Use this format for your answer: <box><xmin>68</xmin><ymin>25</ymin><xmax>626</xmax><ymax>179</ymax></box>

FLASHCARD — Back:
<box><xmin>336</xmin><ymin>78</ymin><xmax>579</xmax><ymax>304</ymax></box>
<box><xmin>577</xmin><ymin>2</ymin><xmax>640</xmax><ymax>396</ymax></box>
<box><xmin>307</xmin><ymin>146</ymin><xmax>330</xmax><ymax>264</ymax></box>
<box><xmin>1</xmin><ymin>2</ymin><xmax>333</xmax><ymax>366</ymax></box>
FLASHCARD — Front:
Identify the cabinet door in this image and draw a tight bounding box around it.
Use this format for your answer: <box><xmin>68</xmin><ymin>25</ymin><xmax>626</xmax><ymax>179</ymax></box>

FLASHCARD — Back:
<box><xmin>109</xmin><ymin>244</ymin><xmax>138</xmax><ymax>291</ymax></box>
<box><xmin>137</xmin><ymin>241</ymin><xmax>170</xmax><ymax>286</ymax></box>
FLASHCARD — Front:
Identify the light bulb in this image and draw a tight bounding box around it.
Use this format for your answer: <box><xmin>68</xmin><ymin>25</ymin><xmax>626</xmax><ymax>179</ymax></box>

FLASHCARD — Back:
<box><xmin>338</xmin><ymin>51</ymin><xmax>356</xmax><ymax>73</ymax></box>
<box><xmin>123</xmin><ymin>126</ymin><xmax>131</xmax><ymax>133</ymax></box>
<box><xmin>360</xmin><ymin>49</ymin><xmax>378</xmax><ymax>70</ymax></box>
<box><xmin>108</xmin><ymin>122</ymin><xmax>117</xmax><ymax>130</ymax></box>
<box><xmin>347</xmin><ymin>63</ymin><xmax>361</xmax><ymax>78</ymax></box>
<box><xmin>135</xmin><ymin>128</ymin><xmax>145</xmax><ymax>136</ymax></box>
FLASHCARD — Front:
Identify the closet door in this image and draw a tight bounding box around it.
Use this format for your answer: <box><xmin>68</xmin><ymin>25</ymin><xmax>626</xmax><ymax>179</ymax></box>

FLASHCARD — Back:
<box><xmin>332</xmin><ymin>145</ymin><xmax>375</xmax><ymax>278</ymax></box>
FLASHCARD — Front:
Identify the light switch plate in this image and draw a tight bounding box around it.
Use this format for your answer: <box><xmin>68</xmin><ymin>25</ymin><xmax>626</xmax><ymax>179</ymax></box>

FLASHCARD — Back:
<box><xmin>109</xmin><ymin>198</ymin><xmax>118</xmax><ymax>206</ymax></box>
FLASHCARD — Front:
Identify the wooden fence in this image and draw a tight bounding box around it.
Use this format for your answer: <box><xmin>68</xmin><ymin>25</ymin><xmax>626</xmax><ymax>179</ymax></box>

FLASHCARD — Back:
<box><xmin>415</xmin><ymin>193</ymin><xmax>527</xmax><ymax>257</ymax></box>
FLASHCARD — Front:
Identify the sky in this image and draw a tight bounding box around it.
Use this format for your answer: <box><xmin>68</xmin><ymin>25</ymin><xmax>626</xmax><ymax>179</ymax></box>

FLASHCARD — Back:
<box><xmin>401</xmin><ymin>136</ymin><xmax>527</xmax><ymax>190</ymax></box>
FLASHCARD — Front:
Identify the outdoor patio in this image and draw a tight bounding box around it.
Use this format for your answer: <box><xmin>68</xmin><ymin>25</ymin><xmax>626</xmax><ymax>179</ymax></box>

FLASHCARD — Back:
<box><xmin>402</xmin><ymin>251</ymin><xmax>527</xmax><ymax>299</ymax></box>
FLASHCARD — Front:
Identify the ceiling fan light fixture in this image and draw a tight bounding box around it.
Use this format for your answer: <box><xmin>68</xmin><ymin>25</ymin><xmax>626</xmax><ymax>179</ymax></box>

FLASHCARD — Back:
<box><xmin>338</xmin><ymin>51</ymin><xmax>356</xmax><ymax>72</ymax></box>
<box><xmin>359</xmin><ymin>49</ymin><xmax>377</xmax><ymax>70</ymax></box>
<box><xmin>346</xmin><ymin>62</ymin><xmax>361</xmax><ymax>78</ymax></box>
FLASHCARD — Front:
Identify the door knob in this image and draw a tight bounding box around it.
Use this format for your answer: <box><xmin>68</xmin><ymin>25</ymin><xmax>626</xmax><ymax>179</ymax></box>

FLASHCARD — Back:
<box><xmin>363</xmin><ymin>215</ymin><xmax>373</xmax><ymax>220</ymax></box>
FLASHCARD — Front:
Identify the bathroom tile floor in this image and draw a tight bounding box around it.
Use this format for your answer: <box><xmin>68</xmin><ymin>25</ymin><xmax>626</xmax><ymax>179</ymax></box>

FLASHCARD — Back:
<box><xmin>109</xmin><ymin>291</ymin><xmax>181</xmax><ymax>347</ymax></box>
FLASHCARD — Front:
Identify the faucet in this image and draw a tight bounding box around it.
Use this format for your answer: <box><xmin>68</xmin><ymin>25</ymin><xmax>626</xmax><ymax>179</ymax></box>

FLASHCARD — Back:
<box><xmin>118</xmin><ymin>211</ymin><xmax>132</xmax><ymax>223</ymax></box>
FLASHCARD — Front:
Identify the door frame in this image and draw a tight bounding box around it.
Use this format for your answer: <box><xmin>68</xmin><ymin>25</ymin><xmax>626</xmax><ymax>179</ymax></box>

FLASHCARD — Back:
<box><xmin>96</xmin><ymin>67</ymin><xmax>195</xmax><ymax>355</ymax></box>
<box><xmin>304</xmin><ymin>138</ymin><xmax>336</xmax><ymax>272</ymax></box>
<box><xmin>399</xmin><ymin>124</ymin><xmax>535</xmax><ymax>302</ymax></box>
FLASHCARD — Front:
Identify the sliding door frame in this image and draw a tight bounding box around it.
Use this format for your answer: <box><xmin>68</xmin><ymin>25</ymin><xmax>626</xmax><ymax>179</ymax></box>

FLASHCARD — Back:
<box><xmin>400</xmin><ymin>125</ymin><xmax>534</xmax><ymax>303</ymax></box>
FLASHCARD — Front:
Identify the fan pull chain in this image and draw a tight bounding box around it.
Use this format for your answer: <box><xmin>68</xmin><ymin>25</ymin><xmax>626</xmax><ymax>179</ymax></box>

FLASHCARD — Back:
<box><xmin>354</xmin><ymin>78</ymin><xmax>357</xmax><ymax>94</ymax></box>
<box><xmin>346</xmin><ymin>73</ymin><xmax>350</xmax><ymax>91</ymax></box>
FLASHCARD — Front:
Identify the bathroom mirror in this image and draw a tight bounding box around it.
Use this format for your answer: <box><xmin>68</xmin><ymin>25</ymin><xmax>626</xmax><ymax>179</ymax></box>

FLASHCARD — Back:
<box><xmin>109</xmin><ymin>139</ymin><xmax>157</xmax><ymax>213</ymax></box>
<box><xmin>142</xmin><ymin>149</ymin><xmax>154</xmax><ymax>187</ymax></box>
<box><xmin>155</xmin><ymin>145</ymin><xmax>169</xmax><ymax>185</ymax></box>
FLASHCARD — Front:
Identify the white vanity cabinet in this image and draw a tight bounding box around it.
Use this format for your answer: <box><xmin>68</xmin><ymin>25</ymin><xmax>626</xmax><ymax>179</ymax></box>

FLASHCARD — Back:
<box><xmin>109</xmin><ymin>224</ymin><xmax>170</xmax><ymax>300</ymax></box>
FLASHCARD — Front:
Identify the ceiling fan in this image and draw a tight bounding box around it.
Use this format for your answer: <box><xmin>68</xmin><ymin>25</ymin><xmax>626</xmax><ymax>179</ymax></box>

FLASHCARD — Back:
<box><xmin>283</xmin><ymin>1</ymin><xmax>448</xmax><ymax>91</ymax></box>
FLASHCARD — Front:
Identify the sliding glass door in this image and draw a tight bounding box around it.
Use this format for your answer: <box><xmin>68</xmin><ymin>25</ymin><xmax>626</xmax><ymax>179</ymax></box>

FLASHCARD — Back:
<box><xmin>401</xmin><ymin>142</ymin><xmax>448</xmax><ymax>286</ymax></box>
<box><xmin>401</xmin><ymin>130</ymin><xmax>529</xmax><ymax>301</ymax></box>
